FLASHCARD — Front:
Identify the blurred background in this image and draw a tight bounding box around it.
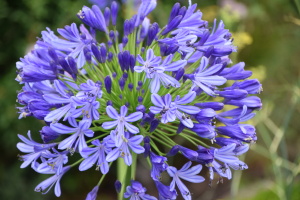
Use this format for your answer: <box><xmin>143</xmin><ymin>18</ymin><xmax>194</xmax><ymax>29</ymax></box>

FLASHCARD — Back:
<box><xmin>0</xmin><ymin>0</ymin><xmax>300</xmax><ymax>199</ymax></box>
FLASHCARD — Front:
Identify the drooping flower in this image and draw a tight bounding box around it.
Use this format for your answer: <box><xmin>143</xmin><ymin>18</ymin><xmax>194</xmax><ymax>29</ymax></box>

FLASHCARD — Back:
<box><xmin>167</xmin><ymin>161</ymin><xmax>205</xmax><ymax>200</ymax></box>
<box><xmin>85</xmin><ymin>185</ymin><xmax>99</xmax><ymax>200</ymax></box>
<box><xmin>50</xmin><ymin>119</ymin><xmax>94</xmax><ymax>154</ymax></box>
<box><xmin>17</xmin><ymin>131</ymin><xmax>57</xmax><ymax>169</ymax></box>
<box><xmin>150</xmin><ymin>152</ymin><xmax>168</xmax><ymax>181</ymax></box>
<box><xmin>184</xmin><ymin>57</ymin><xmax>227</xmax><ymax>96</ymax></box>
<box><xmin>35</xmin><ymin>166</ymin><xmax>70</xmax><ymax>197</ymax></box>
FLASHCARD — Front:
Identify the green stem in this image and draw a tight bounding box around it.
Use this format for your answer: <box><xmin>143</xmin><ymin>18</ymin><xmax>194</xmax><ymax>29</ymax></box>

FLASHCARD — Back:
<box><xmin>70</xmin><ymin>158</ymin><xmax>84</xmax><ymax>168</ymax></box>
<box><xmin>131</xmin><ymin>152</ymin><xmax>137</xmax><ymax>180</ymax></box>
<box><xmin>97</xmin><ymin>162</ymin><xmax>113</xmax><ymax>187</ymax></box>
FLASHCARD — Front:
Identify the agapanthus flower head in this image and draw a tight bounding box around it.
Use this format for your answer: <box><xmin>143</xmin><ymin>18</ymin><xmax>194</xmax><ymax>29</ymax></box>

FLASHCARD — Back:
<box><xmin>16</xmin><ymin>0</ymin><xmax>262</xmax><ymax>198</ymax></box>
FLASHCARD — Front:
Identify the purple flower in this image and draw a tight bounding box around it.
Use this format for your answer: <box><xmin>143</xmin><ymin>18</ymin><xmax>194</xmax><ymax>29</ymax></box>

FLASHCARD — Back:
<box><xmin>50</xmin><ymin>119</ymin><xmax>94</xmax><ymax>154</ymax></box>
<box><xmin>135</xmin><ymin>0</ymin><xmax>157</xmax><ymax>26</ymax></box>
<box><xmin>40</xmin><ymin>126</ymin><xmax>60</xmax><ymax>143</ymax></box>
<box><xmin>134</xmin><ymin>49</ymin><xmax>162</xmax><ymax>79</ymax></box>
<box><xmin>85</xmin><ymin>185</ymin><xmax>99</xmax><ymax>200</ymax></box>
<box><xmin>219</xmin><ymin>62</ymin><xmax>252</xmax><ymax>80</ymax></box>
<box><xmin>77</xmin><ymin>79</ymin><xmax>103</xmax><ymax>101</ymax></box>
<box><xmin>35</xmin><ymin>166</ymin><xmax>70</xmax><ymax>197</ymax></box>
<box><xmin>167</xmin><ymin>161</ymin><xmax>205</xmax><ymax>200</ymax></box>
<box><xmin>150</xmin><ymin>92</ymin><xmax>199</xmax><ymax>128</ymax></box>
<box><xmin>150</xmin><ymin>152</ymin><xmax>168</xmax><ymax>181</ymax></box>
<box><xmin>159</xmin><ymin>29</ymin><xmax>197</xmax><ymax>53</ymax></box>
<box><xmin>124</xmin><ymin>180</ymin><xmax>157</xmax><ymax>200</ymax></box>
<box><xmin>106</xmin><ymin>131</ymin><xmax>144</xmax><ymax>166</ymax></box>
<box><xmin>43</xmin><ymin>80</ymin><xmax>81</xmax><ymax>122</ymax></box>
<box><xmin>184</xmin><ymin>57</ymin><xmax>227</xmax><ymax>96</ymax></box>
<box><xmin>79</xmin><ymin>137</ymin><xmax>112</xmax><ymax>174</ymax></box>
<box><xmin>51</xmin><ymin>23</ymin><xmax>95</xmax><ymax>69</ymax></box>
<box><xmin>171</xmin><ymin>4</ymin><xmax>207</xmax><ymax>36</ymax></box>
<box><xmin>154</xmin><ymin>181</ymin><xmax>177</xmax><ymax>200</ymax></box>
<box><xmin>225</xmin><ymin>79</ymin><xmax>263</xmax><ymax>94</ymax></box>
<box><xmin>196</xmin><ymin>20</ymin><xmax>236</xmax><ymax>57</ymax></box>
<box><xmin>17</xmin><ymin>131</ymin><xmax>57</xmax><ymax>169</ymax></box>
<box><xmin>77</xmin><ymin>5</ymin><xmax>108</xmax><ymax>34</ymax></box>
<box><xmin>150</xmin><ymin>54</ymin><xmax>185</xmax><ymax>93</ymax></box>
<box><xmin>102</xmin><ymin>105</ymin><xmax>143</xmax><ymax>147</ymax></box>
<box><xmin>37</xmin><ymin>149</ymin><xmax>68</xmax><ymax>175</ymax></box>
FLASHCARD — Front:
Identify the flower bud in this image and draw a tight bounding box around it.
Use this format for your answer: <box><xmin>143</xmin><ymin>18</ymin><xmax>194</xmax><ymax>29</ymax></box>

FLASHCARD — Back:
<box><xmin>138</xmin><ymin>96</ymin><xmax>143</xmax><ymax>104</ymax></box>
<box><xmin>150</xmin><ymin>118</ymin><xmax>159</xmax><ymax>132</ymax></box>
<box><xmin>125</xmin><ymin>102</ymin><xmax>130</xmax><ymax>107</ymax></box>
<box><xmin>107</xmin><ymin>40</ymin><xmax>113</xmax><ymax>49</ymax></box>
<box><xmin>166</xmin><ymin>145</ymin><xmax>180</xmax><ymax>157</ymax></box>
<box><xmin>111</xmin><ymin>1</ymin><xmax>118</xmax><ymax>26</ymax></box>
<box><xmin>129</xmin><ymin>15</ymin><xmax>136</xmax><ymax>34</ymax></box>
<box><xmin>136</xmin><ymin>105</ymin><xmax>145</xmax><ymax>113</ymax></box>
<box><xmin>112</xmin><ymin>72</ymin><xmax>117</xmax><ymax>79</ymax></box>
<box><xmin>122</xmin><ymin>36</ymin><xmax>128</xmax><ymax>47</ymax></box>
<box><xmin>168</xmin><ymin>3</ymin><xmax>180</xmax><ymax>24</ymax></box>
<box><xmin>162</xmin><ymin>15</ymin><xmax>183</xmax><ymax>35</ymax></box>
<box><xmin>107</xmin><ymin>100</ymin><xmax>113</xmax><ymax>106</ymax></box>
<box><xmin>40</xmin><ymin>126</ymin><xmax>60</xmax><ymax>143</ymax></box>
<box><xmin>114</xmin><ymin>180</ymin><xmax>122</xmax><ymax>193</ymax></box>
<box><xmin>108</xmin><ymin>52</ymin><xmax>114</xmax><ymax>62</ymax></box>
<box><xmin>91</xmin><ymin>44</ymin><xmax>101</xmax><ymax>63</ymax></box>
<box><xmin>123</xmin><ymin>19</ymin><xmax>130</xmax><ymax>36</ymax></box>
<box><xmin>100</xmin><ymin>45</ymin><xmax>107</xmax><ymax>63</ymax></box>
<box><xmin>143</xmin><ymin>136</ymin><xmax>150</xmax><ymax>158</ymax></box>
<box><xmin>195</xmin><ymin>102</ymin><xmax>224</xmax><ymax>111</ymax></box>
<box><xmin>109</xmin><ymin>30</ymin><xmax>115</xmax><ymax>41</ymax></box>
<box><xmin>130</xmin><ymin>55</ymin><xmax>135</xmax><ymax>73</ymax></box>
<box><xmin>119</xmin><ymin>77</ymin><xmax>125</xmax><ymax>91</ymax></box>
<box><xmin>83</xmin><ymin>46</ymin><xmax>92</xmax><ymax>64</ymax></box>
<box><xmin>104</xmin><ymin>7</ymin><xmax>110</xmax><ymax>27</ymax></box>
<box><xmin>48</xmin><ymin>47</ymin><xmax>59</xmax><ymax>65</ymax></box>
<box><xmin>104</xmin><ymin>75</ymin><xmax>112</xmax><ymax>94</ymax></box>
<box><xmin>175</xmin><ymin>68</ymin><xmax>185</xmax><ymax>81</ymax></box>
<box><xmin>178</xmin><ymin>6</ymin><xmax>187</xmax><ymax>18</ymax></box>
<box><xmin>216</xmin><ymin>89</ymin><xmax>248</xmax><ymax>100</ymax></box>
<box><xmin>128</xmin><ymin>83</ymin><xmax>133</xmax><ymax>91</ymax></box>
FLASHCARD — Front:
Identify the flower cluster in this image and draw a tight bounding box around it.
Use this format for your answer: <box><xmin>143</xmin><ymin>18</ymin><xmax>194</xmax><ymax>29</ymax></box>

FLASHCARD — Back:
<box><xmin>16</xmin><ymin>0</ymin><xmax>262</xmax><ymax>199</ymax></box>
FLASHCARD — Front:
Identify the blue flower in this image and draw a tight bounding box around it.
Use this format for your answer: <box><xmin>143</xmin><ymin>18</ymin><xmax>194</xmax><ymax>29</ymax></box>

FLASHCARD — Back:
<box><xmin>134</xmin><ymin>49</ymin><xmax>162</xmax><ymax>79</ymax></box>
<box><xmin>17</xmin><ymin>131</ymin><xmax>57</xmax><ymax>169</ymax></box>
<box><xmin>77</xmin><ymin>79</ymin><xmax>103</xmax><ymax>101</ymax></box>
<box><xmin>150</xmin><ymin>91</ymin><xmax>199</xmax><ymax>128</ymax></box>
<box><xmin>106</xmin><ymin>131</ymin><xmax>144</xmax><ymax>166</ymax></box>
<box><xmin>124</xmin><ymin>180</ymin><xmax>157</xmax><ymax>200</ymax></box>
<box><xmin>135</xmin><ymin>0</ymin><xmax>157</xmax><ymax>26</ymax></box>
<box><xmin>171</xmin><ymin>3</ymin><xmax>207</xmax><ymax>35</ymax></box>
<box><xmin>79</xmin><ymin>137</ymin><xmax>112</xmax><ymax>174</ymax></box>
<box><xmin>40</xmin><ymin>126</ymin><xmax>60</xmax><ymax>143</ymax></box>
<box><xmin>196</xmin><ymin>20</ymin><xmax>236</xmax><ymax>57</ymax></box>
<box><xmin>154</xmin><ymin>181</ymin><xmax>177</xmax><ymax>200</ymax></box>
<box><xmin>150</xmin><ymin>152</ymin><xmax>168</xmax><ymax>181</ymax></box>
<box><xmin>85</xmin><ymin>185</ymin><xmax>99</xmax><ymax>200</ymax></box>
<box><xmin>35</xmin><ymin>166</ymin><xmax>70</xmax><ymax>197</ymax></box>
<box><xmin>167</xmin><ymin>161</ymin><xmax>205</xmax><ymax>200</ymax></box>
<box><xmin>50</xmin><ymin>119</ymin><xmax>94</xmax><ymax>154</ymax></box>
<box><xmin>77</xmin><ymin>5</ymin><xmax>108</xmax><ymax>33</ymax></box>
<box><xmin>184</xmin><ymin>57</ymin><xmax>227</xmax><ymax>96</ymax></box>
<box><xmin>43</xmin><ymin>80</ymin><xmax>81</xmax><ymax>122</ymax></box>
<box><xmin>36</xmin><ymin>149</ymin><xmax>68</xmax><ymax>175</ymax></box>
<box><xmin>159</xmin><ymin>29</ymin><xmax>197</xmax><ymax>54</ymax></box>
<box><xmin>50</xmin><ymin>23</ymin><xmax>95</xmax><ymax>69</ymax></box>
<box><xmin>102</xmin><ymin>105</ymin><xmax>143</xmax><ymax>147</ymax></box>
